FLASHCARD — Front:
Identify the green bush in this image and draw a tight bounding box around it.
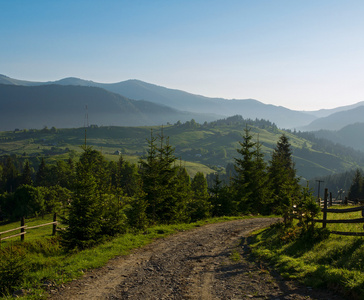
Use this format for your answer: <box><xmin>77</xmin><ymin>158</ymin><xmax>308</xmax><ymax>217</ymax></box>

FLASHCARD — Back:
<box><xmin>0</xmin><ymin>246</ymin><xmax>28</xmax><ymax>295</ymax></box>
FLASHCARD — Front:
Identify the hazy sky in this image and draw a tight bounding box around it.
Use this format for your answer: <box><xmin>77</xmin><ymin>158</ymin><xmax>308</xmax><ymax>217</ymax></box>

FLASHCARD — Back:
<box><xmin>1</xmin><ymin>1</ymin><xmax>364</xmax><ymax>111</ymax></box>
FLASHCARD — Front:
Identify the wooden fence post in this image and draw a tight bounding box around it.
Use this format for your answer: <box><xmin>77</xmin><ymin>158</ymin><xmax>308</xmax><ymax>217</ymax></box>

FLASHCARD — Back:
<box><xmin>52</xmin><ymin>213</ymin><xmax>57</xmax><ymax>236</ymax></box>
<box><xmin>329</xmin><ymin>192</ymin><xmax>332</xmax><ymax>207</ymax></box>
<box><xmin>323</xmin><ymin>188</ymin><xmax>328</xmax><ymax>229</ymax></box>
<box><xmin>21</xmin><ymin>216</ymin><xmax>25</xmax><ymax>242</ymax></box>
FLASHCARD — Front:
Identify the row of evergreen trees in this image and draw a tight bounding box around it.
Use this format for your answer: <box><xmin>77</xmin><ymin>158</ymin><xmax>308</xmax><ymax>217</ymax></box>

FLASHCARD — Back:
<box><xmin>348</xmin><ymin>169</ymin><xmax>364</xmax><ymax>202</ymax></box>
<box><xmin>0</xmin><ymin>128</ymin><xmax>315</xmax><ymax>250</ymax></box>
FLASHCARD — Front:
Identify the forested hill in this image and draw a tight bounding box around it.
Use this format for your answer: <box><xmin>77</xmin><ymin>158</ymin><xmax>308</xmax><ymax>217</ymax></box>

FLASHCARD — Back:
<box><xmin>0</xmin><ymin>84</ymin><xmax>219</xmax><ymax>131</ymax></box>
<box><xmin>1</xmin><ymin>115</ymin><xmax>363</xmax><ymax>181</ymax></box>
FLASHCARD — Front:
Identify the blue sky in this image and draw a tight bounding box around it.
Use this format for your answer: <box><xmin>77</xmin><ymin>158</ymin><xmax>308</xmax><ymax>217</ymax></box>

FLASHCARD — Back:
<box><xmin>1</xmin><ymin>0</ymin><xmax>364</xmax><ymax>110</ymax></box>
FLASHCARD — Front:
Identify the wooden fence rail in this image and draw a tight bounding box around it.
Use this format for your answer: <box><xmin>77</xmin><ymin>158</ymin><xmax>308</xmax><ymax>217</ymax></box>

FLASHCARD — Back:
<box><xmin>313</xmin><ymin>188</ymin><xmax>364</xmax><ymax>236</ymax></box>
<box><xmin>0</xmin><ymin>213</ymin><xmax>57</xmax><ymax>244</ymax></box>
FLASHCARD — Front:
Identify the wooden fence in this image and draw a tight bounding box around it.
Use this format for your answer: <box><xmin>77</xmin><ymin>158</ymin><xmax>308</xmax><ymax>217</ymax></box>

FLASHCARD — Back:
<box><xmin>314</xmin><ymin>188</ymin><xmax>364</xmax><ymax>236</ymax></box>
<box><xmin>0</xmin><ymin>213</ymin><xmax>57</xmax><ymax>244</ymax></box>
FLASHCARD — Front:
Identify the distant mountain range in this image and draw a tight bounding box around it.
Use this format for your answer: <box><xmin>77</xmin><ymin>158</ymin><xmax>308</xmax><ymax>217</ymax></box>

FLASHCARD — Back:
<box><xmin>311</xmin><ymin>122</ymin><xmax>364</xmax><ymax>152</ymax></box>
<box><xmin>0</xmin><ymin>74</ymin><xmax>363</xmax><ymax>133</ymax></box>
<box><xmin>0</xmin><ymin>84</ymin><xmax>218</xmax><ymax>131</ymax></box>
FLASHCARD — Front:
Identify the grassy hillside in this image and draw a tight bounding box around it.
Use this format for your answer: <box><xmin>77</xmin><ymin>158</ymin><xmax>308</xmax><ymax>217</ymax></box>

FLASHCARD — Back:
<box><xmin>1</xmin><ymin>118</ymin><xmax>363</xmax><ymax>181</ymax></box>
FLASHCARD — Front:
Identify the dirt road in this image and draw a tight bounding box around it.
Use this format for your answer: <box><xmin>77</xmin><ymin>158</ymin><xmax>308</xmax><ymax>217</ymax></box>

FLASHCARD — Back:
<box><xmin>50</xmin><ymin>218</ymin><xmax>344</xmax><ymax>299</ymax></box>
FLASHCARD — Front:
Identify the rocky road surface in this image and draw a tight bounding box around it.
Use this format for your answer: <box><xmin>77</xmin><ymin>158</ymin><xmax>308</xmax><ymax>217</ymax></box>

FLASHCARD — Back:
<box><xmin>50</xmin><ymin>218</ymin><xmax>344</xmax><ymax>299</ymax></box>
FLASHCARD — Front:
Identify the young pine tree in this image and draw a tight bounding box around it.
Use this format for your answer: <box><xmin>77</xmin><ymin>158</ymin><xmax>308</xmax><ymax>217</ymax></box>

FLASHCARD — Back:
<box><xmin>233</xmin><ymin>126</ymin><xmax>268</xmax><ymax>214</ymax></box>
<box><xmin>348</xmin><ymin>169</ymin><xmax>363</xmax><ymax>202</ymax></box>
<box><xmin>189</xmin><ymin>172</ymin><xmax>211</xmax><ymax>222</ymax></box>
<box><xmin>61</xmin><ymin>147</ymin><xmax>103</xmax><ymax>250</ymax></box>
<box><xmin>20</xmin><ymin>160</ymin><xmax>33</xmax><ymax>186</ymax></box>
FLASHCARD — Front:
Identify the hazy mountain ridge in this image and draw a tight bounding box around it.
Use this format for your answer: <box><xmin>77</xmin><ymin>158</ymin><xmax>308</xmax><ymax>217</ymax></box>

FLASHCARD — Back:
<box><xmin>0</xmin><ymin>75</ymin><xmax>316</xmax><ymax>129</ymax></box>
<box><xmin>0</xmin><ymin>84</ymin><xmax>219</xmax><ymax>131</ymax></box>
<box><xmin>303</xmin><ymin>101</ymin><xmax>364</xmax><ymax>118</ymax></box>
<box><xmin>1</xmin><ymin>74</ymin><xmax>363</xmax><ymax>131</ymax></box>
<box><xmin>311</xmin><ymin>122</ymin><xmax>364</xmax><ymax>152</ymax></box>
<box><xmin>299</xmin><ymin>105</ymin><xmax>364</xmax><ymax>131</ymax></box>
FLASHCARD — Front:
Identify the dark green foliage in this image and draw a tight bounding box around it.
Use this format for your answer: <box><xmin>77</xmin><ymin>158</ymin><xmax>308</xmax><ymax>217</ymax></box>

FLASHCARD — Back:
<box><xmin>0</xmin><ymin>246</ymin><xmax>28</xmax><ymax>295</ymax></box>
<box><xmin>40</xmin><ymin>185</ymin><xmax>71</xmax><ymax>215</ymax></box>
<box><xmin>233</xmin><ymin>126</ymin><xmax>255</xmax><ymax>212</ymax></box>
<box><xmin>126</xmin><ymin>182</ymin><xmax>148</xmax><ymax>230</ymax></box>
<box><xmin>35</xmin><ymin>157</ymin><xmax>47</xmax><ymax>186</ymax></box>
<box><xmin>189</xmin><ymin>172</ymin><xmax>211</xmax><ymax>222</ymax></box>
<box><xmin>268</xmin><ymin>134</ymin><xmax>300</xmax><ymax>221</ymax></box>
<box><xmin>348</xmin><ymin>169</ymin><xmax>363</xmax><ymax>201</ymax></box>
<box><xmin>139</xmin><ymin>129</ymin><xmax>190</xmax><ymax>224</ymax></box>
<box><xmin>115</xmin><ymin>156</ymin><xmax>139</xmax><ymax>196</ymax></box>
<box><xmin>61</xmin><ymin>147</ymin><xmax>104</xmax><ymax>250</ymax></box>
<box><xmin>20</xmin><ymin>160</ymin><xmax>33</xmax><ymax>186</ymax></box>
<box><xmin>1</xmin><ymin>156</ymin><xmax>19</xmax><ymax>193</ymax></box>
<box><xmin>11</xmin><ymin>185</ymin><xmax>45</xmax><ymax>219</ymax></box>
<box><xmin>209</xmin><ymin>173</ymin><xmax>237</xmax><ymax>216</ymax></box>
<box><xmin>232</xmin><ymin>127</ymin><xmax>270</xmax><ymax>214</ymax></box>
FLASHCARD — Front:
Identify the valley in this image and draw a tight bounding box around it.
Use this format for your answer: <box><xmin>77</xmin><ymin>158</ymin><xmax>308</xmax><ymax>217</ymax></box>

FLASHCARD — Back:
<box><xmin>1</xmin><ymin>116</ymin><xmax>363</xmax><ymax>184</ymax></box>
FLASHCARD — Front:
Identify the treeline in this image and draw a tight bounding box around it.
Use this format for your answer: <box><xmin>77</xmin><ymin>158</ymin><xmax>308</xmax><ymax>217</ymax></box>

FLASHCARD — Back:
<box><xmin>347</xmin><ymin>169</ymin><xmax>364</xmax><ymax>202</ymax></box>
<box><xmin>0</xmin><ymin>128</ymin><xmax>318</xmax><ymax>250</ymax></box>
<box><xmin>309</xmin><ymin>169</ymin><xmax>359</xmax><ymax>199</ymax></box>
<box><xmin>175</xmin><ymin>115</ymin><xmax>278</xmax><ymax>131</ymax></box>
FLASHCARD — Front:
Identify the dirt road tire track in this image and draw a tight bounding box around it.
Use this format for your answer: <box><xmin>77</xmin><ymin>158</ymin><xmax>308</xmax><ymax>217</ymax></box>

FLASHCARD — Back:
<box><xmin>50</xmin><ymin>218</ymin><xmax>344</xmax><ymax>299</ymax></box>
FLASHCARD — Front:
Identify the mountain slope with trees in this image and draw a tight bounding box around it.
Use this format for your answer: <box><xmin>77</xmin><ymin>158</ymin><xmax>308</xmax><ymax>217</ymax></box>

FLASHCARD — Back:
<box><xmin>310</xmin><ymin>122</ymin><xmax>364</xmax><ymax>152</ymax></box>
<box><xmin>1</xmin><ymin>116</ymin><xmax>363</xmax><ymax>183</ymax></box>
<box><xmin>0</xmin><ymin>74</ymin><xmax>316</xmax><ymax>129</ymax></box>
<box><xmin>299</xmin><ymin>105</ymin><xmax>364</xmax><ymax>131</ymax></box>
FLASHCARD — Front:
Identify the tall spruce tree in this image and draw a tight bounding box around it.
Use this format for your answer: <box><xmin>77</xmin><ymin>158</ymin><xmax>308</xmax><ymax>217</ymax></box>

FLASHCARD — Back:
<box><xmin>233</xmin><ymin>126</ymin><xmax>268</xmax><ymax>213</ymax></box>
<box><xmin>268</xmin><ymin>134</ymin><xmax>300</xmax><ymax>221</ymax></box>
<box><xmin>35</xmin><ymin>157</ymin><xmax>47</xmax><ymax>186</ymax></box>
<box><xmin>2</xmin><ymin>157</ymin><xmax>19</xmax><ymax>193</ymax></box>
<box><xmin>189</xmin><ymin>171</ymin><xmax>211</xmax><ymax>221</ymax></box>
<box><xmin>209</xmin><ymin>173</ymin><xmax>236</xmax><ymax>216</ymax></box>
<box><xmin>251</xmin><ymin>137</ymin><xmax>270</xmax><ymax>214</ymax></box>
<box><xmin>117</xmin><ymin>156</ymin><xmax>139</xmax><ymax>197</ymax></box>
<box><xmin>139</xmin><ymin>129</ymin><xmax>161</xmax><ymax>223</ymax></box>
<box><xmin>61</xmin><ymin>147</ymin><xmax>103</xmax><ymax>250</ymax></box>
<box><xmin>348</xmin><ymin>169</ymin><xmax>363</xmax><ymax>201</ymax></box>
<box><xmin>20</xmin><ymin>160</ymin><xmax>33</xmax><ymax>186</ymax></box>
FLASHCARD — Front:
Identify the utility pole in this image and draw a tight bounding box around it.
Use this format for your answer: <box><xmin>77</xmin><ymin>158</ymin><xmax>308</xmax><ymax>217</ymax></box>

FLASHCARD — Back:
<box><xmin>316</xmin><ymin>180</ymin><xmax>324</xmax><ymax>200</ymax></box>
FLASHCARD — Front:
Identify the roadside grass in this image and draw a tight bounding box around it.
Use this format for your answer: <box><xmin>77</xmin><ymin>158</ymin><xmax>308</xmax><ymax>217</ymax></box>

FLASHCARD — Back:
<box><xmin>0</xmin><ymin>215</ymin><xmax>250</xmax><ymax>299</ymax></box>
<box><xmin>250</xmin><ymin>206</ymin><xmax>364</xmax><ymax>299</ymax></box>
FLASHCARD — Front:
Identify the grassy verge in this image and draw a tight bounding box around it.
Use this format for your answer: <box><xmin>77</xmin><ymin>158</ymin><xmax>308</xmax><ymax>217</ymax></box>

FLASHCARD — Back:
<box><xmin>0</xmin><ymin>215</ymin><xmax>250</xmax><ymax>299</ymax></box>
<box><xmin>250</xmin><ymin>207</ymin><xmax>364</xmax><ymax>299</ymax></box>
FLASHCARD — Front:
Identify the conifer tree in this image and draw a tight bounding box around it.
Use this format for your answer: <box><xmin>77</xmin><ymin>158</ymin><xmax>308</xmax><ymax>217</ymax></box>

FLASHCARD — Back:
<box><xmin>348</xmin><ymin>169</ymin><xmax>363</xmax><ymax>202</ymax></box>
<box><xmin>61</xmin><ymin>147</ymin><xmax>103</xmax><ymax>250</ymax></box>
<box><xmin>139</xmin><ymin>129</ymin><xmax>161</xmax><ymax>223</ymax></box>
<box><xmin>127</xmin><ymin>179</ymin><xmax>149</xmax><ymax>230</ymax></box>
<box><xmin>268</xmin><ymin>134</ymin><xmax>300</xmax><ymax>221</ymax></box>
<box><xmin>209</xmin><ymin>173</ymin><xmax>236</xmax><ymax>216</ymax></box>
<box><xmin>251</xmin><ymin>137</ymin><xmax>270</xmax><ymax>214</ymax></box>
<box><xmin>189</xmin><ymin>172</ymin><xmax>211</xmax><ymax>221</ymax></box>
<box><xmin>20</xmin><ymin>160</ymin><xmax>33</xmax><ymax>186</ymax></box>
<box><xmin>35</xmin><ymin>157</ymin><xmax>47</xmax><ymax>186</ymax></box>
<box><xmin>116</xmin><ymin>156</ymin><xmax>139</xmax><ymax>196</ymax></box>
<box><xmin>232</xmin><ymin>128</ymin><xmax>270</xmax><ymax>214</ymax></box>
<box><xmin>173</xmin><ymin>167</ymin><xmax>191</xmax><ymax>223</ymax></box>
<box><xmin>139</xmin><ymin>129</ymin><xmax>185</xmax><ymax>224</ymax></box>
<box><xmin>2</xmin><ymin>157</ymin><xmax>19</xmax><ymax>193</ymax></box>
